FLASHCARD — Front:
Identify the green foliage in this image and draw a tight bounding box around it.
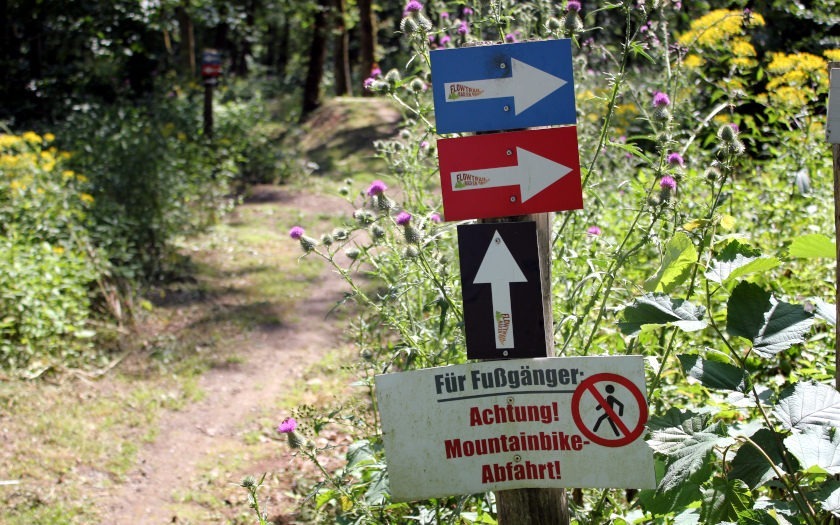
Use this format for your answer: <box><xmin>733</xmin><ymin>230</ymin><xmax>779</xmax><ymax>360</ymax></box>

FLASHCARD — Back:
<box><xmin>56</xmin><ymin>90</ymin><xmax>245</xmax><ymax>280</ymax></box>
<box><xmin>275</xmin><ymin>0</ymin><xmax>839</xmax><ymax>523</ymax></box>
<box><xmin>0</xmin><ymin>131</ymin><xmax>101</xmax><ymax>370</ymax></box>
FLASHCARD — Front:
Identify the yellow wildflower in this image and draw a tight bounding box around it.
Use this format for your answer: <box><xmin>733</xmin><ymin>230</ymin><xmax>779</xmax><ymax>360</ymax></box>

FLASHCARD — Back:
<box><xmin>10</xmin><ymin>179</ymin><xmax>24</xmax><ymax>191</ymax></box>
<box><xmin>39</xmin><ymin>150</ymin><xmax>56</xmax><ymax>172</ymax></box>
<box><xmin>76</xmin><ymin>174</ymin><xmax>88</xmax><ymax>183</ymax></box>
<box><xmin>0</xmin><ymin>154</ymin><xmax>20</xmax><ymax>169</ymax></box>
<box><xmin>44</xmin><ymin>133</ymin><xmax>55</xmax><ymax>143</ymax></box>
<box><xmin>768</xmin><ymin>86</ymin><xmax>809</xmax><ymax>108</ymax></box>
<box><xmin>0</xmin><ymin>134</ymin><xmax>23</xmax><ymax>150</ymax></box>
<box><xmin>678</xmin><ymin>9</ymin><xmax>765</xmax><ymax>48</ymax></box>
<box><xmin>53</xmin><ymin>246</ymin><xmax>65</xmax><ymax>255</ymax></box>
<box><xmin>825</xmin><ymin>49</ymin><xmax>840</xmax><ymax>61</ymax></box>
<box><xmin>62</xmin><ymin>170</ymin><xmax>75</xmax><ymax>179</ymax></box>
<box><xmin>732</xmin><ymin>39</ymin><xmax>756</xmax><ymax>57</ymax></box>
<box><xmin>731</xmin><ymin>57</ymin><xmax>757</xmax><ymax>69</ymax></box>
<box><xmin>22</xmin><ymin>131</ymin><xmax>42</xmax><ymax>144</ymax></box>
<box><xmin>80</xmin><ymin>193</ymin><xmax>95</xmax><ymax>204</ymax></box>
<box><xmin>682</xmin><ymin>54</ymin><xmax>705</xmax><ymax>68</ymax></box>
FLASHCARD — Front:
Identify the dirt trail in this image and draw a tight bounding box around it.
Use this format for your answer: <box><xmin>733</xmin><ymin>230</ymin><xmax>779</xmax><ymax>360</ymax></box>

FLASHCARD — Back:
<box><xmin>96</xmin><ymin>189</ymin><xmax>353</xmax><ymax>524</ymax></box>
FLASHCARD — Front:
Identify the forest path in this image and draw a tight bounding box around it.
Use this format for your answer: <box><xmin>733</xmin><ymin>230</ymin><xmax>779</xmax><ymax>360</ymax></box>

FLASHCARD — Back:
<box><xmin>95</xmin><ymin>186</ymin><xmax>357</xmax><ymax>524</ymax></box>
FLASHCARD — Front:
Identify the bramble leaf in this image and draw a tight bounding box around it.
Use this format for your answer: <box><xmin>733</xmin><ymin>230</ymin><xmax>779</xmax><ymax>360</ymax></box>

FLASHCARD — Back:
<box><xmin>645</xmin><ymin>232</ymin><xmax>697</xmax><ymax>293</ymax></box>
<box><xmin>774</xmin><ymin>381</ymin><xmax>840</xmax><ymax>432</ymax></box>
<box><xmin>784</xmin><ymin>428</ymin><xmax>840</xmax><ymax>474</ymax></box>
<box><xmin>706</xmin><ymin>240</ymin><xmax>779</xmax><ymax>284</ymax></box>
<box><xmin>649</xmin><ymin>414</ymin><xmax>733</xmax><ymax>493</ymax></box>
<box><xmin>678</xmin><ymin>354</ymin><xmax>749</xmax><ymax>392</ymax></box>
<box><xmin>728</xmin><ymin>428</ymin><xmax>789</xmax><ymax>489</ymax></box>
<box><xmin>619</xmin><ymin>293</ymin><xmax>707</xmax><ymax>336</ymax></box>
<box><xmin>814</xmin><ymin>479</ymin><xmax>840</xmax><ymax>517</ymax></box>
<box><xmin>700</xmin><ymin>477</ymin><xmax>752</xmax><ymax>523</ymax></box>
<box><xmin>726</xmin><ymin>282</ymin><xmax>814</xmax><ymax>357</ymax></box>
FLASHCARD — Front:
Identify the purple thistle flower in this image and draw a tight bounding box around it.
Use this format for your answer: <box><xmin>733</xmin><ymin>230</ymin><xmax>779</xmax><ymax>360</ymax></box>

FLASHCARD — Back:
<box><xmin>505</xmin><ymin>33</ymin><xmax>516</xmax><ymax>43</ymax></box>
<box><xmin>457</xmin><ymin>21</ymin><xmax>469</xmax><ymax>35</ymax></box>
<box><xmin>420</xmin><ymin>140</ymin><xmax>429</xmax><ymax>148</ymax></box>
<box><xmin>367</xmin><ymin>180</ymin><xmax>388</xmax><ymax>196</ymax></box>
<box><xmin>653</xmin><ymin>91</ymin><xmax>670</xmax><ymax>108</ymax></box>
<box><xmin>403</xmin><ymin>0</ymin><xmax>423</xmax><ymax>15</ymax></box>
<box><xmin>441</xmin><ymin>11</ymin><xmax>449</xmax><ymax>18</ymax></box>
<box><xmin>463</xmin><ymin>7</ymin><xmax>474</xmax><ymax>16</ymax></box>
<box><xmin>567</xmin><ymin>0</ymin><xmax>581</xmax><ymax>12</ymax></box>
<box><xmin>289</xmin><ymin>226</ymin><xmax>305</xmax><ymax>240</ymax></box>
<box><xmin>660</xmin><ymin>176</ymin><xmax>677</xmax><ymax>190</ymax></box>
<box><xmin>667</xmin><ymin>152</ymin><xmax>684</xmax><ymax>167</ymax></box>
<box><xmin>587</xmin><ymin>225</ymin><xmax>602</xmax><ymax>236</ymax></box>
<box><xmin>440</xmin><ymin>34</ymin><xmax>451</xmax><ymax>45</ymax></box>
<box><xmin>363</xmin><ymin>77</ymin><xmax>375</xmax><ymax>89</ymax></box>
<box><xmin>277</xmin><ymin>417</ymin><xmax>297</xmax><ymax>433</ymax></box>
<box><xmin>396</xmin><ymin>211</ymin><xmax>412</xmax><ymax>225</ymax></box>
<box><xmin>430</xmin><ymin>213</ymin><xmax>442</xmax><ymax>223</ymax></box>
<box><xmin>370</xmin><ymin>66</ymin><xmax>382</xmax><ymax>77</ymax></box>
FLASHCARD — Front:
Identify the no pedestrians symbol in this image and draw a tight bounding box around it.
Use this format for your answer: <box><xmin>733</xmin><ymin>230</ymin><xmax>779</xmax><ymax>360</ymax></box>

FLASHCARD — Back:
<box><xmin>571</xmin><ymin>373</ymin><xmax>648</xmax><ymax>448</ymax></box>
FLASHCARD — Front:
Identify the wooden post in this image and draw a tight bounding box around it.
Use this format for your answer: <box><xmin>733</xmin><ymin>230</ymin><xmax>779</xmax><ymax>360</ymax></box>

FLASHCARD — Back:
<box><xmin>482</xmin><ymin>213</ymin><xmax>570</xmax><ymax>525</ymax></box>
<box><xmin>829</xmin><ymin>62</ymin><xmax>840</xmax><ymax>390</ymax></box>
<box><xmin>203</xmin><ymin>80</ymin><xmax>214</xmax><ymax>139</ymax></box>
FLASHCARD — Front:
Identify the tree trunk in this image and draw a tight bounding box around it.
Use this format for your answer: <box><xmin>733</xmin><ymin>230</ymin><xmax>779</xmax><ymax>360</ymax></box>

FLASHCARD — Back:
<box><xmin>176</xmin><ymin>1</ymin><xmax>195</xmax><ymax>77</ymax></box>
<box><xmin>332</xmin><ymin>0</ymin><xmax>352</xmax><ymax>96</ymax></box>
<box><xmin>357</xmin><ymin>0</ymin><xmax>375</xmax><ymax>97</ymax></box>
<box><xmin>301</xmin><ymin>0</ymin><xmax>331</xmax><ymax>118</ymax></box>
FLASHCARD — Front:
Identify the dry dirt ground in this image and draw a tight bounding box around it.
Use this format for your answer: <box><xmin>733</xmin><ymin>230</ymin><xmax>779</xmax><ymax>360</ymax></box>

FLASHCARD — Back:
<box><xmin>94</xmin><ymin>189</ymin><xmax>359</xmax><ymax>524</ymax></box>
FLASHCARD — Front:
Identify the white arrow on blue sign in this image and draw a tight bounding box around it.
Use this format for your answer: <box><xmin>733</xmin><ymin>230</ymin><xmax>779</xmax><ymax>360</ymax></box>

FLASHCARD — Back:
<box><xmin>431</xmin><ymin>39</ymin><xmax>577</xmax><ymax>134</ymax></box>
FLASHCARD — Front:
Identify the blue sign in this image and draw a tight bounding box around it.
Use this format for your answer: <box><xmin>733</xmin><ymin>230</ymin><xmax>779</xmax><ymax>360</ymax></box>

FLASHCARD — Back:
<box><xmin>431</xmin><ymin>40</ymin><xmax>577</xmax><ymax>134</ymax></box>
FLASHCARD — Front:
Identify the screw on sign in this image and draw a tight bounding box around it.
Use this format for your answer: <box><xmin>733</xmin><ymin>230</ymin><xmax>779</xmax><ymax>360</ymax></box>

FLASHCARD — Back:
<box><xmin>571</xmin><ymin>373</ymin><xmax>648</xmax><ymax>448</ymax></box>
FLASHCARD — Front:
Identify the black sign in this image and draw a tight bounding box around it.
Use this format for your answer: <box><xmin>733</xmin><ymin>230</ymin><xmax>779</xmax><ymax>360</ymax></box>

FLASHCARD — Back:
<box><xmin>457</xmin><ymin>221</ymin><xmax>546</xmax><ymax>360</ymax></box>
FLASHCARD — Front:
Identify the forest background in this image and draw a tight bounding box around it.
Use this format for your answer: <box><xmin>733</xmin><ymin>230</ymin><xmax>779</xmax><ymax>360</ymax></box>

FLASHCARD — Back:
<box><xmin>2</xmin><ymin>0</ymin><xmax>840</xmax><ymax>523</ymax></box>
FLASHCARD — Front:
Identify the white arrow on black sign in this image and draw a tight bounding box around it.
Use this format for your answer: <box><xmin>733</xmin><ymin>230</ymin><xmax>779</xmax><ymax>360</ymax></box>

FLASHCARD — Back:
<box><xmin>443</xmin><ymin>57</ymin><xmax>567</xmax><ymax>115</ymax></box>
<box><xmin>451</xmin><ymin>147</ymin><xmax>572</xmax><ymax>203</ymax></box>
<box><xmin>474</xmin><ymin>230</ymin><xmax>527</xmax><ymax>349</ymax></box>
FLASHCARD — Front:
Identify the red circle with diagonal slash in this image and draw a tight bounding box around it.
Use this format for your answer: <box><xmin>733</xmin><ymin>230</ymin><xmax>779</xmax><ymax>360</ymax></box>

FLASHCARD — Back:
<box><xmin>571</xmin><ymin>373</ymin><xmax>648</xmax><ymax>447</ymax></box>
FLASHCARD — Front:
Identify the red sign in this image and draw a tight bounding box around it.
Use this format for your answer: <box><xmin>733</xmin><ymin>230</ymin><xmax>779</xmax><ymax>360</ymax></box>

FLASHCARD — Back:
<box><xmin>571</xmin><ymin>373</ymin><xmax>648</xmax><ymax>448</ymax></box>
<box><xmin>437</xmin><ymin>127</ymin><xmax>582</xmax><ymax>221</ymax></box>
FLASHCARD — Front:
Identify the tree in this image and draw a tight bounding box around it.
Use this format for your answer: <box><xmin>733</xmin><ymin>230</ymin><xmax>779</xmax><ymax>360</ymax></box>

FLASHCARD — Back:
<box><xmin>301</xmin><ymin>0</ymin><xmax>331</xmax><ymax>117</ymax></box>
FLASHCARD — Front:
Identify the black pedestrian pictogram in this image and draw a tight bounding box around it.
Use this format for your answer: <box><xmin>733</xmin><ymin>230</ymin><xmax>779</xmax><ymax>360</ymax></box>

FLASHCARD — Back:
<box><xmin>592</xmin><ymin>384</ymin><xmax>624</xmax><ymax>436</ymax></box>
<box><xmin>571</xmin><ymin>373</ymin><xmax>648</xmax><ymax>448</ymax></box>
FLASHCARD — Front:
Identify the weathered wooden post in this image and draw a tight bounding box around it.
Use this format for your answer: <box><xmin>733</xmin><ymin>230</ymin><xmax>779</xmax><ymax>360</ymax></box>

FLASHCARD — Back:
<box><xmin>201</xmin><ymin>49</ymin><xmax>222</xmax><ymax>139</ymax></box>
<box><xmin>827</xmin><ymin>62</ymin><xmax>840</xmax><ymax>390</ymax></box>
<box><xmin>493</xmin><ymin>214</ymin><xmax>569</xmax><ymax>524</ymax></box>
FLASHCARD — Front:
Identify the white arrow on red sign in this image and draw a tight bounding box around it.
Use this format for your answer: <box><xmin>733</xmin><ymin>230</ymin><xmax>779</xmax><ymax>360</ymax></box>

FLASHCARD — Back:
<box><xmin>473</xmin><ymin>230</ymin><xmax>527</xmax><ymax>349</ymax></box>
<box><xmin>443</xmin><ymin>58</ymin><xmax>568</xmax><ymax>115</ymax></box>
<box><xmin>451</xmin><ymin>147</ymin><xmax>572</xmax><ymax>203</ymax></box>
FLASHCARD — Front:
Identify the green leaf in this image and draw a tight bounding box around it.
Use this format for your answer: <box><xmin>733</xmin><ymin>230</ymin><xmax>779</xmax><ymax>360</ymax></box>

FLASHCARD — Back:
<box><xmin>649</xmin><ymin>415</ymin><xmax>733</xmax><ymax>493</ymax></box>
<box><xmin>608</xmin><ymin>140</ymin><xmax>654</xmax><ymax>164</ymax></box>
<box><xmin>735</xmin><ymin>509</ymin><xmax>781</xmax><ymax>524</ymax></box>
<box><xmin>346</xmin><ymin>439</ymin><xmax>376</xmax><ymax>470</ymax></box>
<box><xmin>788</xmin><ymin>234</ymin><xmax>835</xmax><ymax>258</ymax></box>
<box><xmin>784</xmin><ymin>428</ymin><xmax>840</xmax><ymax>474</ymax></box>
<box><xmin>728</xmin><ymin>428</ymin><xmax>789</xmax><ymax>489</ymax></box>
<box><xmin>645</xmin><ymin>232</ymin><xmax>697</xmax><ymax>293</ymax></box>
<box><xmin>364</xmin><ymin>469</ymin><xmax>389</xmax><ymax>505</ymax></box>
<box><xmin>813</xmin><ymin>479</ymin><xmax>840</xmax><ymax>517</ymax></box>
<box><xmin>774</xmin><ymin>381</ymin><xmax>840</xmax><ymax>431</ymax></box>
<box><xmin>678</xmin><ymin>354</ymin><xmax>749</xmax><ymax>392</ymax></box>
<box><xmin>706</xmin><ymin>240</ymin><xmax>779</xmax><ymax>284</ymax></box>
<box><xmin>700</xmin><ymin>477</ymin><xmax>753</xmax><ymax>523</ymax></box>
<box><xmin>619</xmin><ymin>294</ymin><xmax>707</xmax><ymax>336</ymax></box>
<box><xmin>726</xmin><ymin>282</ymin><xmax>814</xmax><ymax>357</ymax></box>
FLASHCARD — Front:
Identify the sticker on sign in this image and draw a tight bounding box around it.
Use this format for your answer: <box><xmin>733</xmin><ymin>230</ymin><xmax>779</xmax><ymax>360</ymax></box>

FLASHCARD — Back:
<box><xmin>375</xmin><ymin>356</ymin><xmax>656</xmax><ymax>502</ymax></box>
